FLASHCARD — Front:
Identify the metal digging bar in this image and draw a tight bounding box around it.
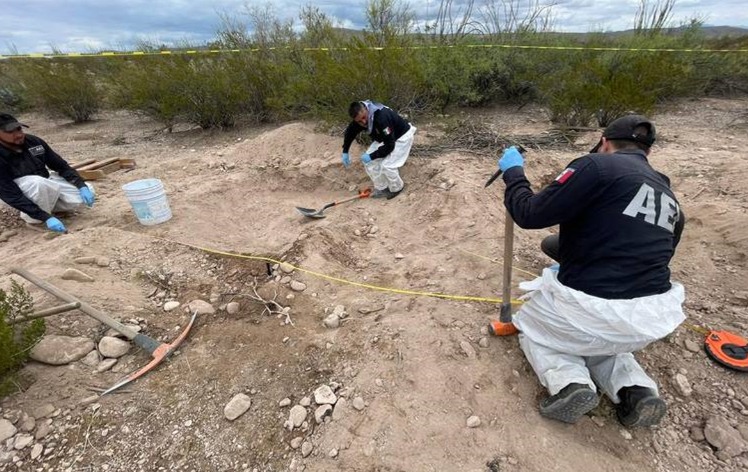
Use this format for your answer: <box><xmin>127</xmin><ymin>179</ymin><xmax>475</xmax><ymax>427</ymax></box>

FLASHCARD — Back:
<box><xmin>11</xmin><ymin>268</ymin><xmax>196</xmax><ymax>395</ymax></box>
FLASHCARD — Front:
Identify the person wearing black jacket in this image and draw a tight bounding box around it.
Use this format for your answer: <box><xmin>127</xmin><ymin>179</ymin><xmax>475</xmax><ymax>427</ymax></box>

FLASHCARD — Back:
<box><xmin>0</xmin><ymin>113</ymin><xmax>95</xmax><ymax>233</ymax></box>
<box><xmin>341</xmin><ymin>101</ymin><xmax>416</xmax><ymax>200</ymax></box>
<box><xmin>498</xmin><ymin>115</ymin><xmax>686</xmax><ymax>428</ymax></box>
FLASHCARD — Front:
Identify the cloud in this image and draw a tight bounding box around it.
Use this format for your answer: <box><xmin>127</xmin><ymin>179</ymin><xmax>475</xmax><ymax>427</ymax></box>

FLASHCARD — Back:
<box><xmin>1</xmin><ymin>0</ymin><xmax>746</xmax><ymax>54</ymax></box>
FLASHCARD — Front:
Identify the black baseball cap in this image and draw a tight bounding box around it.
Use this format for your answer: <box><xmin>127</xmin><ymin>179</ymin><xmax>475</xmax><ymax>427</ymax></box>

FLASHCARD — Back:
<box><xmin>0</xmin><ymin>113</ymin><xmax>29</xmax><ymax>132</ymax></box>
<box><xmin>590</xmin><ymin>114</ymin><xmax>656</xmax><ymax>153</ymax></box>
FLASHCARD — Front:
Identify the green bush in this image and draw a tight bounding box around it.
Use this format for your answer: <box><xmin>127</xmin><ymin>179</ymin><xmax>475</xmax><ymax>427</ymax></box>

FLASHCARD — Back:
<box><xmin>16</xmin><ymin>60</ymin><xmax>102</xmax><ymax>122</ymax></box>
<box><xmin>0</xmin><ymin>281</ymin><xmax>45</xmax><ymax>397</ymax></box>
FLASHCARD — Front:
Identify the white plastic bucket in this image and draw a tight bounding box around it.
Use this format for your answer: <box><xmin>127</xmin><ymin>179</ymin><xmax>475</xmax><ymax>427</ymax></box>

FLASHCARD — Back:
<box><xmin>122</xmin><ymin>178</ymin><xmax>172</xmax><ymax>226</ymax></box>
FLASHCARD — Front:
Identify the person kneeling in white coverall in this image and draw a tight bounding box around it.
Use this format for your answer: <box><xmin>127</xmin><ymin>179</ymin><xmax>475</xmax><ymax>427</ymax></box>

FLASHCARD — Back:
<box><xmin>0</xmin><ymin>113</ymin><xmax>95</xmax><ymax>233</ymax></box>
<box><xmin>497</xmin><ymin>114</ymin><xmax>685</xmax><ymax>427</ymax></box>
<box><xmin>341</xmin><ymin>101</ymin><xmax>416</xmax><ymax>200</ymax></box>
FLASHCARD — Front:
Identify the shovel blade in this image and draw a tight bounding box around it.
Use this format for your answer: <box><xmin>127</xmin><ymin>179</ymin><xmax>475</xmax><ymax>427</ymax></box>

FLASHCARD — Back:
<box><xmin>296</xmin><ymin>206</ymin><xmax>326</xmax><ymax>219</ymax></box>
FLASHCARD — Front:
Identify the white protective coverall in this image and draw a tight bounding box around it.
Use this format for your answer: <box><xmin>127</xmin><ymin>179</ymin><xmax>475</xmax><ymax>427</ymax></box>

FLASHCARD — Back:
<box><xmin>13</xmin><ymin>173</ymin><xmax>93</xmax><ymax>223</ymax></box>
<box><xmin>514</xmin><ymin>268</ymin><xmax>685</xmax><ymax>403</ymax></box>
<box><xmin>362</xmin><ymin>125</ymin><xmax>416</xmax><ymax>193</ymax></box>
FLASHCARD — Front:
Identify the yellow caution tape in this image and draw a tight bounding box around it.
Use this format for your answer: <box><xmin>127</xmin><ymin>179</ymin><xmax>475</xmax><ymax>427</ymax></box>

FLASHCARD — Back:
<box><xmin>2</xmin><ymin>43</ymin><xmax>746</xmax><ymax>60</ymax></box>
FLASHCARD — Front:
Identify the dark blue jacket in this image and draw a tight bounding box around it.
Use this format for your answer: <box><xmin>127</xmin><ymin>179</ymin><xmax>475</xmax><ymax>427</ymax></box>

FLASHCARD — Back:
<box><xmin>502</xmin><ymin>149</ymin><xmax>684</xmax><ymax>299</ymax></box>
<box><xmin>0</xmin><ymin>134</ymin><xmax>85</xmax><ymax>221</ymax></box>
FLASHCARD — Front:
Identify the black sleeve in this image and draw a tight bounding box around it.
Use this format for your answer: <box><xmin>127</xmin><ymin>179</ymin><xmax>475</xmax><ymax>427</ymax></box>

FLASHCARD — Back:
<box><xmin>342</xmin><ymin>122</ymin><xmax>363</xmax><ymax>153</ymax></box>
<box><xmin>673</xmin><ymin>208</ymin><xmax>685</xmax><ymax>250</ymax></box>
<box><xmin>369</xmin><ymin>111</ymin><xmax>397</xmax><ymax>160</ymax></box>
<box><xmin>501</xmin><ymin>157</ymin><xmax>603</xmax><ymax>229</ymax></box>
<box><xmin>0</xmin><ymin>162</ymin><xmax>52</xmax><ymax>221</ymax></box>
<box><xmin>38</xmin><ymin>138</ymin><xmax>85</xmax><ymax>188</ymax></box>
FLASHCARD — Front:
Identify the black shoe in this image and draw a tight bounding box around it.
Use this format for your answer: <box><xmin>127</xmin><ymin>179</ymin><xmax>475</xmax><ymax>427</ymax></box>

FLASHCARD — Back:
<box><xmin>386</xmin><ymin>185</ymin><xmax>405</xmax><ymax>200</ymax></box>
<box><xmin>616</xmin><ymin>386</ymin><xmax>666</xmax><ymax>428</ymax></box>
<box><xmin>539</xmin><ymin>383</ymin><xmax>599</xmax><ymax>424</ymax></box>
<box><xmin>371</xmin><ymin>188</ymin><xmax>391</xmax><ymax>199</ymax></box>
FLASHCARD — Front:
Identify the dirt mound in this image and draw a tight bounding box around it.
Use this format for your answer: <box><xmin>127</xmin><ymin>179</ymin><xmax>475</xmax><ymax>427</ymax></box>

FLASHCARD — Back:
<box><xmin>2</xmin><ymin>99</ymin><xmax>748</xmax><ymax>471</ymax></box>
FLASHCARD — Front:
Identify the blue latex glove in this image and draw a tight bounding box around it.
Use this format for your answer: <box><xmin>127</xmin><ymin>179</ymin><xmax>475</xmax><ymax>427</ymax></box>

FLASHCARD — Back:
<box><xmin>498</xmin><ymin>146</ymin><xmax>524</xmax><ymax>172</ymax></box>
<box><xmin>79</xmin><ymin>187</ymin><xmax>95</xmax><ymax>207</ymax></box>
<box><xmin>46</xmin><ymin>217</ymin><xmax>66</xmax><ymax>233</ymax></box>
<box><xmin>549</xmin><ymin>263</ymin><xmax>560</xmax><ymax>272</ymax></box>
<box><xmin>341</xmin><ymin>152</ymin><xmax>351</xmax><ymax>168</ymax></box>
<box><xmin>360</xmin><ymin>153</ymin><xmax>372</xmax><ymax>164</ymax></box>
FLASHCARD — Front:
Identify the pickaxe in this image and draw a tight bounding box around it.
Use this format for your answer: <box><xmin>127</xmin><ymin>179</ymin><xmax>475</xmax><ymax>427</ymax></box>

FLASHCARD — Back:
<box><xmin>11</xmin><ymin>268</ymin><xmax>196</xmax><ymax>395</ymax></box>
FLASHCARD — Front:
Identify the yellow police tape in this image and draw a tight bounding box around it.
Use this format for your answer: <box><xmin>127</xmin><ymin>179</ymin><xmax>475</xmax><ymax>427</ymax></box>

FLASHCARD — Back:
<box><xmin>2</xmin><ymin>43</ymin><xmax>746</xmax><ymax>60</ymax></box>
<box><xmin>166</xmin><ymin>238</ymin><xmax>525</xmax><ymax>305</ymax></box>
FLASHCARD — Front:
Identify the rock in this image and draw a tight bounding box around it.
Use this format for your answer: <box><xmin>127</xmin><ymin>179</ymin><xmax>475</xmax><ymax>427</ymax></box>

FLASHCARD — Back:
<box><xmin>331</xmin><ymin>305</ymin><xmax>347</xmax><ymax>319</ymax></box>
<box><xmin>314</xmin><ymin>404</ymin><xmax>332</xmax><ymax>424</ymax></box>
<box><xmin>30</xmin><ymin>443</ymin><xmax>43</xmax><ymax>460</ymax></box>
<box><xmin>80</xmin><ymin>350</ymin><xmax>100</xmax><ymax>366</ymax></box>
<box><xmin>299</xmin><ymin>397</ymin><xmax>311</xmax><ymax>407</ymax></box>
<box><xmin>690</xmin><ymin>426</ymin><xmax>706</xmax><ymax>442</ymax></box>
<box><xmin>352</xmin><ymin>397</ymin><xmax>365</xmax><ymax>411</ymax></box>
<box><xmin>74</xmin><ymin>256</ymin><xmax>97</xmax><ymax>264</ymax></box>
<box><xmin>95</xmin><ymin>358</ymin><xmax>118</xmax><ymax>373</ymax></box>
<box><xmin>673</xmin><ymin>373</ymin><xmax>692</xmax><ymax>396</ymax></box>
<box><xmin>279</xmin><ymin>398</ymin><xmax>292</xmax><ymax>408</ymax></box>
<box><xmin>32</xmin><ymin>404</ymin><xmax>55</xmax><ymax>420</ymax></box>
<box><xmin>13</xmin><ymin>434</ymin><xmax>33</xmax><ymax>449</ymax></box>
<box><xmin>280</xmin><ymin>276</ymin><xmax>291</xmax><ymax>284</ymax></box>
<box><xmin>467</xmin><ymin>415</ymin><xmax>481</xmax><ymax>428</ymax></box>
<box><xmin>104</xmin><ymin>324</ymin><xmax>142</xmax><ymax>338</ymax></box>
<box><xmin>314</xmin><ymin>385</ymin><xmax>337</xmax><ymax>405</ymax></box>
<box><xmin>619</xmin><ymin>429</ymin><xmax>633</xmax><ymax>440</ymax></box>
<box><xmin>163</xmin><ymin>301</ymin><xmax>181</xmax><ymax>312</ymax></box>
<box><xmin>684</xmin><ymin>339</ymin><xmax>701</xmax><ymax>353</ymax></box>
<box><xmin>460</xmin><ymin>341</ymin><xmax>477</xmax><ymax>359</ymax></box>
<box><xmin>478</xmin><ymin>337</ymin><xmax>490</xmax><ymax>348</ymax></box>
<box><xmin>737</xmin><ymin>424</ymin><xmax>748</xmax><ymax>442</ymax></box>
<box><xmin>301</xmin><ymin>442</ymin><xmax>313</xmax><ymax>458</ymax></box>
<box><xmin>332</xmin><ymin>398</ymin><xmax>347</xmax><ymax>421</ymax></box>
<box><xmin>95</xmin><ymin>257</ymin><xmax>110</xmax><ymax>267</ymax></box>
<box><xmin>280</xmin><ymin>263</ymin><xmax>295</xmax><ymax>274</ymax></box>
<box><xmin>224</xmin><ymin>394</ymin><xmax>252</xmax><ymax>421</ymax></box>
<box><xmin>329</xmin><ymin>448</ymin><xmax>339</xmax><ymax>458</ymax></box>
<box><xmin>188</xmin><ymin>299</ymin><xmax>215</xmax><ymax>315</ymax></box>
<box><xmin>0</xmin><ymin>419</ymin><xmax>17</xmax><ymax>442</ymax></box>
<box><xmin>34</xmin><ymin>421</ymin><xmax>51</xmax><ymax>441</ymax></box>
<box><xmin>61</xmin><ymin>268</ymin><xmax>95</xmax><ymax>282</ymax></box>
<box><xmin>290</xmin><ymin>281</ymin><xmax>307</xmax><ymax>292</ymax></box>
<box><xmin>704</xmin><ymin>415</ymin><xmax>748</xmax><ymax>458</ymax></box>
<box><xmin>226</xmin><ymin>302</ymin><xmax>240</xmax><ymax>315</ymax></box>
<box><xmin>290</xmin><ymin>437</ymin><xmax>303</xmax><ymax>449</ymax></box>
<box><xmin>18</xmin><ymin>415</ymin><xmax>35</xmax><ymax>433</ymax></box>
<box><xmin>394</xmin><ymin>253</ymin><xmax>405</xmax><ymax>259</ymax></box>
<box><xmin>323</xmin><ymin>314</ymin><xmax>340</xmax><ymax>329</ymax></box>
<box><xmin>289</xmin><ymin>405</ymin><xmax>307</xmax><ymax>428</ymax></box>
<box><xmin>30</xmin><ymin>335</ymin><xmax>94</xmax><ymax>365</ymax></box>
<box><xmin>98</xmin><ymin>337</ymin><xmax>131</xmax><ymax>358</ymax></box>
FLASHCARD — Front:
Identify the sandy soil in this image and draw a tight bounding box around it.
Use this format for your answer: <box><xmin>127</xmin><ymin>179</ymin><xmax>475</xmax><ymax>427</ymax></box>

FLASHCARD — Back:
<box><xmin>1</xmin><ymin>98</ymin><xmax>747</xmax><ymax>471</ymax></box>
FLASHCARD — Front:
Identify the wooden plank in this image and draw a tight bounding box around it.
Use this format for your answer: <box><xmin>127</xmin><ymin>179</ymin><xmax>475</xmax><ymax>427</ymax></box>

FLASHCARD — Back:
<box><xmin>71</xmin><ymin>159</ymin><xmax>97</xmax><ymax>169</ymax></box>
<box><xmin>97</xmin><ymin>162</ymin><xmax>122</xmax><ymax>175</ymax></box>
<box><xmin>119</xmin><ymin>158</ymin><xmax>136</xmax><ymax>168</ymax></box>
<box><xmin>77</xmin><ymin>157</ymin><xmax>121</xmax><ymax>171</ymax></box>
<box><xmin>79</xmin><ymin>169</ymin><xmax>105</xmax><ymax>180</ymax></box>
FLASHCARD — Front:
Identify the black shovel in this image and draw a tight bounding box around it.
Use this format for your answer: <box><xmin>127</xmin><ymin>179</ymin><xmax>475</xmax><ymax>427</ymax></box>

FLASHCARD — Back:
<box><xmin>296</xmin><ymin>188</ymin><xmax>372</xmax><ymax>219</ymax></box>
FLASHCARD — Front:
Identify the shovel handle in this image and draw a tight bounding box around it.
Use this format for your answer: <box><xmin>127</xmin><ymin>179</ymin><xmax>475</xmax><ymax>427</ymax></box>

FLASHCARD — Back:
<box><xmin>323</xmin><ymin>188</ymin><xmax>372</xmax><ymax>210</ymax></box>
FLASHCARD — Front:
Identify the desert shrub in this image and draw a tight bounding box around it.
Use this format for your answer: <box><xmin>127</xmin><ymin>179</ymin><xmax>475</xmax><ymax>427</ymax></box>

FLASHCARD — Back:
<box><xmin>16</xmin><ymin>60</ymin><xmax>101</xmax><ymax>122</ymax></box>
<box><xmin>0</xmin><ymin>281</ymin><xmax>45</xmax><ymax>397</ymax></box>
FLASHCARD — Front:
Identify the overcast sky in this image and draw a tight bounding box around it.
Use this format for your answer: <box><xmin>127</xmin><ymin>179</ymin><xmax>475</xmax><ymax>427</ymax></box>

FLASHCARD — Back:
<box><xmin>1</xmin><ymin>0</ymin><xmax>746</xmax><ymax>54</ymax></box>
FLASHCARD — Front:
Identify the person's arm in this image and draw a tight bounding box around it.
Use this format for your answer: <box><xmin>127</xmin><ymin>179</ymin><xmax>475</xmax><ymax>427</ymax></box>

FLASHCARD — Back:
<box><xmin>342</xmin><ymin>122</ymin><xmax>363</xmax><ymax>153</ymax></box>
<box><xmin>502</xmin><ymin>157</ymin><xmax>603</xmax><ymax>229</ymax></box>
<box><xmin>673</xmin><ymin>208</ymin><xmax>685</xmax><ymax>250</ymax></box>
<box><xmin>369</xmin><ymin>110</ymin><xmax>397</xmax><ymax>160</ymax></box>
<box><xmin>38</xmin><ymin>138</ymin><xmax>86</xmax><ymax>188</ymax></box>
<box><xmin>0</xmin><ymin>165</ymin><xmax>52</xmax><ymax>221</ymax></box>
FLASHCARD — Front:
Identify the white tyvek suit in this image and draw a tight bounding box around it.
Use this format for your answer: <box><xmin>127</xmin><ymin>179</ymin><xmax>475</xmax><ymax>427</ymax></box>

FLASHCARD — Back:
<box><xmin>363</xmin><ymin>125</ymin><xmax>416</xmax><ymax>193</ymax></box>
<box><xmin>13</xmin><ymin>174</ymin><xmax>93</xmax><ymax>223</ymax></box>
<box><xmin>514</xmin><ymin>268</ymin><xmax>685</xmax><ymax>402</ymax></box>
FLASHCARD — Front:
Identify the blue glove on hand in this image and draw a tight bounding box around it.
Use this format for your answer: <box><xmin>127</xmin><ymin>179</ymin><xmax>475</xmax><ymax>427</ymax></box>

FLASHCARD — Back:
<box><xmin>46</xmin><ymin>217</ymin><xmax>66</xmax><ymax>233</ymax></box>
<box><xmin>549</xmin><ymin>263</ymin><xmax>560</xmax><ymax>272</ymax></box>
<box><xmin>498</xmin><ymin>146</ymin><xmax>524</xmax><ymax>172</ymax></box>
<box><xmin>79</xmin><ymin>187</ymin><xmax>95</xmax><ymax>207</ymax></box>
<box><xmin>341</xmin><ymin>152</ymin><xmax>351</xmax><ymax>168</ymax></box>
<box><xmin>360</xmin><ymin>153</ymin><xmax>372</xmax><ymax>164</ymax></box>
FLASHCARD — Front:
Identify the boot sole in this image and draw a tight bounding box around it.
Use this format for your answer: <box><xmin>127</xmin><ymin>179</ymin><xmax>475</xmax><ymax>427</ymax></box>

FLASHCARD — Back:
<box><xmin>618</xmin><ymin>397</ymin><xmax>666</xmax><ymax>428</ymax></box>
<box><xmin>539</xmin><ymin>389</ymin><xmax>599</xmax><ymax>424</ymax></box>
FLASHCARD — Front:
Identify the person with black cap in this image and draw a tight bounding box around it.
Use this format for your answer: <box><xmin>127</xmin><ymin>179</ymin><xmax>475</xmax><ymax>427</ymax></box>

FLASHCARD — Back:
<box><xmin>495</xmin><ymin>114</ymin><xmax>685</xmax><ymax>427</ymax></box>
<box><xmin>341</xmin><ymin>101</ymin><xmax>416</xmax><ymax>200</ymax></box>
<box><xmin>0</xmin><ymin>113</ymin><xmax>95</xmax><ymax>233</ymax></box>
